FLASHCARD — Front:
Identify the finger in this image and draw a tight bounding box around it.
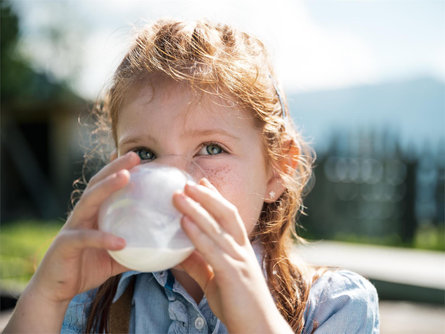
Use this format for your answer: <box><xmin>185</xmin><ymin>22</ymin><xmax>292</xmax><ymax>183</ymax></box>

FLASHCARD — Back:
<box><xmin>69</xmin><ymin>169</ymin><xmax>130</xmax><ymax>226</ymax></box>
<box><xmin>183</xmin><ymin>181</ymin><xmax>248</xmax><ymax>244</ymax></box>
<box><xmin>87</xmin><ymin>151</ymin><xmax>139</xmax><ymax>188</ymax></box>
<box><xmin>181</xmin><ymin>215</ymin><xmax>242</xmax><ymax>273</ymax></box>
<box><xmin>172</xmin><ymin>191</ymin><xmax>223</xmax><ymax>239</ymax></box>
<box><xmin>56</xmin><ymin>229</ymin><xmax>126</xmax><ymax>254</ymax></box>
<box><xmin>173</xmin><ymin>192</ymin><xmax>240</xmax><ymax>257</ymax></box>
<box><xmin>199</xmin><ymin>177</ymin><xmax>218</xmax><ymax>191</ymax></box>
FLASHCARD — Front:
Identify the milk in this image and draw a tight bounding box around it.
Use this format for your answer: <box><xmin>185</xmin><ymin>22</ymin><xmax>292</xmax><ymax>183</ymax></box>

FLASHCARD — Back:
<box><xmin>109</xmin><ymin>246</ymin><xmax>194</xmax><ymax>272</ymax></box>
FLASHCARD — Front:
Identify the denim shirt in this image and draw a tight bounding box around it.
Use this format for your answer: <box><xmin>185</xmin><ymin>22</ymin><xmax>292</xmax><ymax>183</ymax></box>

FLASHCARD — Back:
<box><xmin>62</xmin><ymin>266</ymin><xmax>379</xmax><ymax>333</ymax></box>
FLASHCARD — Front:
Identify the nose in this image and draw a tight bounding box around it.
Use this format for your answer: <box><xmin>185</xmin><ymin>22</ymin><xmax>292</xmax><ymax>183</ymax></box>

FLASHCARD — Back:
<box><xmin>157</xmin><ymin>154</ymin><xmax>188</xmax><ymax>170</ymax></box>
<box><xmin>155</xmin><ymin>154</ymin><xmax>205</xmax><ymax>181</ymax></box>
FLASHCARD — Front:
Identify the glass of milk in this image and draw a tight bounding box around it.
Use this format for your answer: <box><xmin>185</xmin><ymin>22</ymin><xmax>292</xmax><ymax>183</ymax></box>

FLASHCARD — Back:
<box><xmin>98</xmin><ymin>162</ymin><xmax>195</xmax><ymax>272</ymax></box>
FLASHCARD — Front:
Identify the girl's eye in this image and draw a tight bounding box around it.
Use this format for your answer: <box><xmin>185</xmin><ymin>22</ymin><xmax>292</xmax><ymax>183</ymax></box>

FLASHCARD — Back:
<box><xmin>199</xmin><ymin>143</ymin><xmax>225</xmax><ymax>156</ymax></box>
<box><xmin>133</xmin><ymin>148</ymin><xmax>156</xmax><ymax>161</ymax></box>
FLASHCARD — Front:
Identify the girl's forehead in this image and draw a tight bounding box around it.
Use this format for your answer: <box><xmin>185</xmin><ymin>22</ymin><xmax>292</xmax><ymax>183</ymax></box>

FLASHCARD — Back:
<box><xmin>128</xmin><ymin>80</ymin><xmax>233</xmax><ymax>108</ymax></box>
<box><xmin>121</xmin><ymin>80</ymin><xmax>255</xmax><ymax>126</ymax></box>
<box><xmin>116</xmin><ymin>79</ymin><xmax>261</xmax><ymax>144</ymax></box>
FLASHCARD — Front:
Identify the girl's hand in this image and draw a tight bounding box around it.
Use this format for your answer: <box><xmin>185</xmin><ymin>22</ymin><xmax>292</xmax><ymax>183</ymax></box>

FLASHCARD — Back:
<box><xmin>29</xmin><ymin>152</ymin><xmax>140</xmax><ymax>303</ymax></box>
<box><xmin>5</xmin><ymin>152</ymin><xmax>141</xmax><ymax>333</ymax></box>
<box><xmin>173</xmin><ymin>179</ymin><xmax>292</xmax><ymax>333</ymax></box>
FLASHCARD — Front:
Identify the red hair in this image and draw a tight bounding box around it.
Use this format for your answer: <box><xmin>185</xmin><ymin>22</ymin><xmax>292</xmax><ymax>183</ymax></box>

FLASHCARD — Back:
<box><xmin>84</xmin><ymin>18</ymin><xmax>315</xmax><ymax>332</ymax></box>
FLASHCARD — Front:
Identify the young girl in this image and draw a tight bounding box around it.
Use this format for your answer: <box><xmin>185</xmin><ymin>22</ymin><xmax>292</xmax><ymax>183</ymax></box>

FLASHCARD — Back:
<box><xmin>5</xmin><ymin>19</ymin><xmax>379</xmax><ymax>333</ymax></box>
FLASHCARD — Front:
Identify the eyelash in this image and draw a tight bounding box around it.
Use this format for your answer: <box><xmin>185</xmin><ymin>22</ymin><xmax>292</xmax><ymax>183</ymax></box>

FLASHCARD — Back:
<box><xmin>131</xmin><ymin>142</ymin><xmax>227</xmax><ymax>161</ymax></box>
<box><xmin>198</xmin><ymin>142</ymin><xmax>227</xmax><ymax>156</ymax></box>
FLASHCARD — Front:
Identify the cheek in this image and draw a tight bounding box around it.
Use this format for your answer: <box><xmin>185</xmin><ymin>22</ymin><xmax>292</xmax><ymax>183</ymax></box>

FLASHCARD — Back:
<box><xmin>194</xmin><ymin>159</ymin><xmax>231</xmax><ymax>187</ymax></box>
<box><xmin>200</xmin><ymin>163</ymin><xmax>238</xmax><ymax>198</ymax></box>
<box><xmin>198</xmin><ymin>161</ymin><xmax>264</xmax><ymax>235</ymax></box>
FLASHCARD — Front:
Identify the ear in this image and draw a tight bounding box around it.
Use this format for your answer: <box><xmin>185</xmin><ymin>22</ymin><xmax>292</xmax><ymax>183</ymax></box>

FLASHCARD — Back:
<box><xmin>264</xmin><ymin>170</ymin><xmax>285</xmax><ymax>203</ymax></box>
<box><xmin>264</xmin><ymin>140</ymin><xmax>300</xmax><ymax>203</ymax></box>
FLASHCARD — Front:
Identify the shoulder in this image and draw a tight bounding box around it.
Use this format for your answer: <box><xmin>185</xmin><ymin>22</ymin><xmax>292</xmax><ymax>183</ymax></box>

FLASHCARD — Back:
<box><xmin>303</xmin><ymin>270</ymin><xmax>380</xmax><ymax>334</ymax></box>
<box><xmin>61</xmin><ymin>289</ymin><xmax>97</xmax><ymax>333</ymax></box>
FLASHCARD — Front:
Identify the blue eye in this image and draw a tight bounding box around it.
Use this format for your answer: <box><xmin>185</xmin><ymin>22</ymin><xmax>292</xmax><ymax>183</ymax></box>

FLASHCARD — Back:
<box><xmin>200</xmin><ymin>143</ymin><xmax>224</xmax><ymax>156</ymax></box>
<box><xmin>207</xmin><ymin>144</ymin><xmax>222</xmax><ymax>155</ymax></box>
<box><xmin>133</xmin><ymin>148</ymin><xmax>156</xmax><ymax>161</ymax></box>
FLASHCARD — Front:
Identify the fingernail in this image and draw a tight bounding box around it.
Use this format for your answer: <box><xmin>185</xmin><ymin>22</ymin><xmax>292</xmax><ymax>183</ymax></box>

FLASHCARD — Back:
<box><xmin>116</xmin><ymin>169</ymin><xmax>129</xmax><ymax>178</ymax></box>
<box><xmin>126</xmin><ymin>151</ymin><xmax>140</xmax><ymax>162</ymax></box>
<box><xmin>175</xmin><ymin>191</ymin><xmax>188</xmax><ymax>202</ymax></box>
<box><xmin>114</xmin><ymin>237</ymin><xmax>126</xmax><ymax>248</ymax></box>
<box><xmin>201</xmin><ymin>178</ymin><xmax>215</xmax><ymax>189</ymax></box>
<box><xmin>186</xmin><ymin>181</ymin><xmax>198</xmax><ymax>191</ymax></box>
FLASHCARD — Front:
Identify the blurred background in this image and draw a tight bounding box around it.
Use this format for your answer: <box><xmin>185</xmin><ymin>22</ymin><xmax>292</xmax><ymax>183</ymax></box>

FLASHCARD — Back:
<box><xmin>1</xmin><ymin>0</ymin><xmax>444</xmax><ymax>332</ymax></box>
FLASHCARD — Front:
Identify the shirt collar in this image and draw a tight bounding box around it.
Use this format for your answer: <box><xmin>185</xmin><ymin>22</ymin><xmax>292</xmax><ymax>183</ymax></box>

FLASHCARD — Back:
<box><xmin>112</xmin><ymin>270</ymin><xmax>171</xmax><ymax>303</ymax></box>
<box><xmin>112</xmin><ymin>271</ymin><xmax>139</xmax><ymax>303</ymax></box>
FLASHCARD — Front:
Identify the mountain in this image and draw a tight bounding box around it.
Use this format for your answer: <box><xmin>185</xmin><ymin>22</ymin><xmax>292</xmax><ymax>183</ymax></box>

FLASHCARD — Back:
<box><xmin>287</xmin><ymin>77</ymin><xmax>445</xmax><ymax>152</ymax></box>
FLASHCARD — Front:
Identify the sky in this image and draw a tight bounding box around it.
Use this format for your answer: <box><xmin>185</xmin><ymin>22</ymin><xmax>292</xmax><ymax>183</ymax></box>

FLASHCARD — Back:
<box><xmin>11</xmin><ymin>0</ymin><xmax>445</xmax><ymax>100</ymax></box>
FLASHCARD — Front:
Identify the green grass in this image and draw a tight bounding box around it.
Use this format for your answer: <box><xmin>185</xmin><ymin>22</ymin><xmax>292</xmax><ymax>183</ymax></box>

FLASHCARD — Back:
<box><xmin>0</xmin><ymin>220</ymin><xmax>63</xmax><ymax>292</ymax></box>
<box><xmin>414</xmin><ymin>225</ymin><xmax>445</xmax><ymax>251</ymax></box>
<box><xmin>329</xmin><ymin>225</ymin><xmax>445</xmax><ymax>251</ymax></box>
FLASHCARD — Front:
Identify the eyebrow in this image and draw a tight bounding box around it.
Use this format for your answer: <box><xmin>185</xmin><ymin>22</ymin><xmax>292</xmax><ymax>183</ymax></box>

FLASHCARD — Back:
<box><xmin>118</xmin><ymin>128</ymin><xmax>240</xmax><ymax>148</ymax></box>
<box><xmin>183</xmin><ymin>128</ymin><xmax>240</xmax><ymax>141</ymax></box>
<box><xmin>119</xmin><ymin>133</ymin><xmax>159</xmax><ymax>147</ymax></box>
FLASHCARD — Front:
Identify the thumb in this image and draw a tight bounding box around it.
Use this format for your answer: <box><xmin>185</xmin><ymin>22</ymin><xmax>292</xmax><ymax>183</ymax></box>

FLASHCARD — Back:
<box><xmin>179</xmin><ymin>251</ymin><xmax>214</xmax><ymax>291</ymax></box>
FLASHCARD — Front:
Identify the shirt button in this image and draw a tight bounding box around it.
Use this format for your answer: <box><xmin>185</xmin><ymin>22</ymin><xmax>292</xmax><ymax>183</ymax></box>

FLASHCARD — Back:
<box><xmin>194</xmin><ymin>316</ymin><xmax>205</xmax><ymax>330</ymax></box>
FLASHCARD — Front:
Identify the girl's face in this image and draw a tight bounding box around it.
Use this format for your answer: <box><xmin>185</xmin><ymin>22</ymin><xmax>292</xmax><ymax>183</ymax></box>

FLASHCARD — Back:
<box><xmin>116</xmin><ymin>80</ymin><xmax>279</xmax><ymax>234</ymax></box>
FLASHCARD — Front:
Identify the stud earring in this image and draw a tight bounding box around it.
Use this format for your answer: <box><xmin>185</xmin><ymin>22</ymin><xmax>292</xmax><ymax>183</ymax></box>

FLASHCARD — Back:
<box><xmin>269</xmin><ymin>191</ymin><xmax>276</xmax><ymax>200</ymax></box>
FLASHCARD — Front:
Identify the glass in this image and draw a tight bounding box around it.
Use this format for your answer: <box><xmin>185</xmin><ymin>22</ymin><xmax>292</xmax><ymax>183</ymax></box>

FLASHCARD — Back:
<box><xmin>99</xmin><ymin>156</ymin><xmax>206</xmax><ymax>272</ymax></box>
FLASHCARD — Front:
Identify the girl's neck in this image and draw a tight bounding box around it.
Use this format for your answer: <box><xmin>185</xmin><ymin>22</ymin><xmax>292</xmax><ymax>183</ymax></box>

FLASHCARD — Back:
<box><xmin>170</xmin><ymin>269</ymin><xmax>204</xmax><ymax>304</ymax></box>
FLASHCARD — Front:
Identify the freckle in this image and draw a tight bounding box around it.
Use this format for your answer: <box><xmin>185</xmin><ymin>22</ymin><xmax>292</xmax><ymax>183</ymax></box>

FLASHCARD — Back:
<box><xmin>204</xmin><ymin>165</ymin><xmax>231</xmax><ymax>187</ymax></box>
